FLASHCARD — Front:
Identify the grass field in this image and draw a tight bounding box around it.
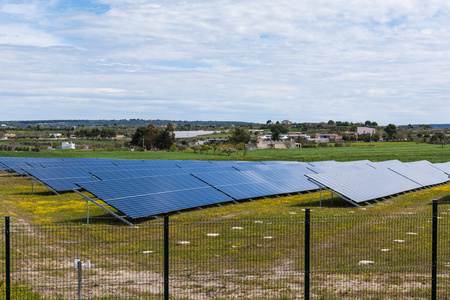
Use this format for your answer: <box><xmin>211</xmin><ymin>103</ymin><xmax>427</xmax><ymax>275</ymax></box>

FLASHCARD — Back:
<box><xmin>1</xmin><ymin>141</ymin><xmax>450</xmax><ymax>163</ymax></box>
<box><xmin>1</xmin><ymin>144</ymin><xmax>450</xmax><ymax>299</ymax></box>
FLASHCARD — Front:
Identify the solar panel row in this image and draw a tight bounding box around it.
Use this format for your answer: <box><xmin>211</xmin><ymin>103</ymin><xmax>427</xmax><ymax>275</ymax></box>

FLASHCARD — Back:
<box><xmin>1</xmin><ymin>157</ymin><xmax>449</xmax><ymax>220</ymax></box>
<box><xmin>306</xmin><ymin>169</ymin><xmax>423</xmax><ymax>203</ymax></box>
<box><xmin>76</xmin><ymin>175</ymin><xmax>233</xmax><ymax>219</ymax></box>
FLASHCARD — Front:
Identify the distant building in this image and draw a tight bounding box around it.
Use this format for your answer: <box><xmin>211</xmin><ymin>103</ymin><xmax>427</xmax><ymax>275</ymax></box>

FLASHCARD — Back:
<box><xmin>357</xmin><ymin>127</ymin><xmax>375</xmax><ymax>136</ymax></box>
<box><xmin>173</xmin><ymin>131</ymin><xmax>216</xmax><ymax>138</ymax></box>
<box><xmin>285</xmin><ymin>132</ymin><xmax>309</xmax><ymax>139</ymax></box>
<box><xmin>248</xmin><ymin>129</ymin><xmax>264</xmax><ymax>135</ymax></box>
<box><xmin>315</xmin><ymin>133</ymin><xmax>342</xmax><ymax>141</ymax></box>
<box><xmin>282</xmin><ymin>120</ymin><xmax>293</xmax><ymax>125</ymax></box>
<box><xmin>61</xmin><ymin>142</ymin><xmax>76</xmax><ymax>150</ymax></box>
<box><xmin>257</xmin><ymin>140</ymin><xmax>295</xmax><ymax>149</ymax></box>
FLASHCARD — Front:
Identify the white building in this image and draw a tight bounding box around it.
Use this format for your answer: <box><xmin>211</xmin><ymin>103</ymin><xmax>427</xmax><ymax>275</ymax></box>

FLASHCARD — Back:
<box><xmin>61</xmin><ymin>142</ymin><xmax>76</xmax><ymax>150</ymax></box>
<box><xmin>51</xmin><ymin>133</ymin><xmax>63</xmax><ymax>138</ymax></box>
<box><xmin>357</xmin><ymin>127</ymin><xmax>375</xmax><ymax>136</ymax></box>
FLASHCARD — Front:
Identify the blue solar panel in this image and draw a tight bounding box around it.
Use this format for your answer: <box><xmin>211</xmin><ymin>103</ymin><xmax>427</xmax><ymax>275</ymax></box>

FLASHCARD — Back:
<box><xmin>192</xmin><ymin>169</ymin><xmax>318</xmax><ymax>200</ymax></box>
<box><xmin>367</xmin><ymin>160</ymin><xmax>404</xmax><ymax>169</ymax></box>
<box><xmin>307</xmin><ymin>162</ymin><xmax>375</xmax><ymax>174</ymax></box>
<box><xmin>388</xmin><ymin>162</ymin><xmax>450</xmax><ymax>187</ymax></box>
<box><xmin>90</xmin><ymin>167</ymin><xmax>189</xmax><ymax>180</ymax></box>
<box><xmin>306</xmin><ymin>169</ymin><xmax>422</xmax><ymax>203</ymax></box>
<box><xmin>3</xmin><ymin>157</ymin><xmax>450</xmax><ymax>214</ymax></box>
<box><xmin>24</xmin><ymin>166</ymin><xmax>108</xmax><ymax>191</ymax></box>
<box><xmin>432</xmin><ymin>162</ymin><xmax>450</xmax><ymax>175</ymax></box>
<box><xmin>0</xmin><ymin>157</ymin><xmax>59</xmax><ymax>174</ymax></box>
<box><xmin>76</xmin><ymin>175</ymin><xmax>233</xmax><ymax>218</ymax></box>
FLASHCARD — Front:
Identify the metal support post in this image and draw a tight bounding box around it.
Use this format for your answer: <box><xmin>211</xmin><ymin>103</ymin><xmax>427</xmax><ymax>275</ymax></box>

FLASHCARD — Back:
<box><xmin>5</xmin><ymin>216</ymin><xmax>11</xmax><ymax>300</ymax></box>
<box><xmin>86</xmin><ymin>199</ymin><xmax>89</xmax><ymax>225</ymax></box>
<box><xmin>164</xmin><ymin>214</ymin><xmax>169</xmax><ymax>300</ymax></box>
<box><xmin>77</xmin><ymin>260</ymin><xmax>83</xmax><ymax>300</ymax></box>
<box><xmin>305</xmin><ymin>209</ymin><xmax>310</xmax><ymax>300</ymax></box>
<box><xmin>432</xmin><ymin>200</ymin><xmax>438</xmax><ymax>300</ymax></box>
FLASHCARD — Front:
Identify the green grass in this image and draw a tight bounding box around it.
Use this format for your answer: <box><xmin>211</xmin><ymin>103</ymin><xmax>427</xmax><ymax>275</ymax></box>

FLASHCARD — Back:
<box><xmin>1</xmin><ymin>141</ymin><xmax>450</xmax><ymax>162</ymax></box>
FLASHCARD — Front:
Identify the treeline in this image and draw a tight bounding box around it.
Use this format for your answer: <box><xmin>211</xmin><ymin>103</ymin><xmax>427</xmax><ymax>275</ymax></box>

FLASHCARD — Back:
<box><xmin>130</xmin><ymin>123</ymin><xmax>175</xmax><ymax>150</ymax></box>
<box><xmin>75</xmin><ymin>127</ymin><xmax>117</xmax><ymax>139</ymax></box>
<box><xmin>0</xmin><ymin>143</ymin><xmax>40</xmax><ymax>152</ymax></box>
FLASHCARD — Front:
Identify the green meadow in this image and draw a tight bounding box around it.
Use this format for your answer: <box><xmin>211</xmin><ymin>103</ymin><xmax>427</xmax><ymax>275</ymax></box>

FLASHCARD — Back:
<box><xmin>1</xmin><ymin>141</ymin><xmax>450</xmax><ymax>162</ymax></box>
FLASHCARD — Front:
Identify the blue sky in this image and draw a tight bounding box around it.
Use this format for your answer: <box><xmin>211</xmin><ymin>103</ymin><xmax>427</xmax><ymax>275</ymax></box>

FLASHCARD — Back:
<box><xmin>1</xmin><ymin>0</ymin><xmax>449</xmax><ymax>125</ymax></box>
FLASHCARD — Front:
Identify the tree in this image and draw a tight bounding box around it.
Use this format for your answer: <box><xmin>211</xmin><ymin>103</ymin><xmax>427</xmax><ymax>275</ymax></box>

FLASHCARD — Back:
<box><xmin>100</xmin><ymin>128</ymin><xmax>116</xmax><ymax>139</ymax></box>
<box><xmin>268</xmin><ymin>123</ymin><xmax>289</xmax><ymax>141</ymax></box>
<box><xmin>219</xmin><ymin>145</ymin><xmax>235</xmax><ymax>156</ymax></box>
<box><xmin>383</xmin><ymin>124</ymin><xmax>397</xmax><ymax>141</ymax></box>
<box><xmin>131</xmin><ymin>126</ymin><xmax>146</xmax><ymax>147</ymax></box>
<box><xmin>155</xmin><ymin>123</ymin><xmax>175</xmax><ymax>150</ymax></box>
<box><xmin>328</xmin><ymin>120</ymin><xmax>335</xmax><ymax>125</ymax></box>
<box><xmin>271</xmin><ymin>129</ymin><xmax>281</xmax><ymax>141</ymax></box>
<box><xmin>191</xmin><ymin>145</ymin><xmax>200</xmax><ymax>153</ymax></box>
<box><xmin>212</xmin><ymin>143</ymin><xmax>219</xmax><ymax>155</ymax></box>
<box><xmin>228</xmin><ymin>127</ymin><xmax>251</xmax><ymax>145</ymax></box>
<box><xmin>432</xmin><ymin>132</ymin><xmax>448</xmax><ymax>148</ymax></box>
<box><xmin>284</xmin><ymin>140</ymin><xmax>293</xmax><ymax>149</ymax></box>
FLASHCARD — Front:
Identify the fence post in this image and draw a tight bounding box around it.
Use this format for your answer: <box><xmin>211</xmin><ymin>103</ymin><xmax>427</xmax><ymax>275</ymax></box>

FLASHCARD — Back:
<box><xmin>432</xmin><ymin>200</ymin><xmax>438</xmax><ymax>300</ymax></box>
<box><xmin>5</xmin><ymin>217</ymin><xmax>11</xmax><ymax>300</ymax></box>
<box><xmin>77</xmin><ymin>260</ymin><xmax>83</xmax><ymax>300</ymax></box>
<box><xmin>305</xmin><ymin>209</ymin><xmax>310</xmax><ymax>300</ymax></box>
<box><xmin>164</xmin><ymin>214</ymin><xmax>169</xmax><ymax>300</ymax></box>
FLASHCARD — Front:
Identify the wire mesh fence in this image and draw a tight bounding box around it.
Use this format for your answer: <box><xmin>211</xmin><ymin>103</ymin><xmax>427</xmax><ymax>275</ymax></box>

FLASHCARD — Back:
<box><xmin>1</xmin><ymin>202</ymin><xmax>449</xmax><ymax>299</ymax></box>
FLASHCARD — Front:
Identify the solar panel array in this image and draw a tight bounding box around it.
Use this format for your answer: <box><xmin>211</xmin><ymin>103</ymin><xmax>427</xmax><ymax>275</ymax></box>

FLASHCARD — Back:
<box><xmin>306</xmin><ymin>160</ymin><xmax>450</xmax><ymax>205</ymax></box>
<box><xmin>1</xmin><ymin>157</ymin><xmax>449</xmax><ymax>219</ymax></box>
<box><xmin>193</xmin><ymin>169</ymin><xmax>318</xmax><ymax>200</ymax></box>
<box><xmin>306</xmin><ymin>169</ymin><xmax>422</xmax><ymax>203</ymax></box>
<box><xmin>432</xmin><ymin>162</ymin><xmax>450</xmax><ymax>175</ymax></box>
<box><xmin>76</xmin><ymin>175</ymin><xmax>233</xmax><ymax>219</ymax></box>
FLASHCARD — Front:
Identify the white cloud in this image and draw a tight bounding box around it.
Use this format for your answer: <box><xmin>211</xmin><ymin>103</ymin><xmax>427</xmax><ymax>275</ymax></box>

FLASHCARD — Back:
<box><xmin>0</xmin><ymin>23</ymin><xmax>64</xmax><ymax>47</ymax></box>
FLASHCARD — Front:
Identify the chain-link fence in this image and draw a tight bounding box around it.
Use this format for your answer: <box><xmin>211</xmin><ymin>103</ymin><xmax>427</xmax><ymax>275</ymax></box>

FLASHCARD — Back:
<box><xmin>1</xmin><ymin>201</ymin><xmax>449</xmax><ymax>299</ymax></box>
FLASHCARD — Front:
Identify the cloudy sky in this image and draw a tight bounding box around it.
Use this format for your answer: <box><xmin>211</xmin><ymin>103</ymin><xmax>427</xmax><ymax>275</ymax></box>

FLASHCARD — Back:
<box><xmin>1</xmin><ymin>0</ymin><xmax>449</xmax><ymax>125</ymax></box>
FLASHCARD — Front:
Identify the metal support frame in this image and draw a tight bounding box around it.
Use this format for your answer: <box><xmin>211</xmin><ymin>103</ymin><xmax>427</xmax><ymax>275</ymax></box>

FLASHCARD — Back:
<box><xmin>24</xmin><ymin>173</ymin><xmax>60</xmax><ymax>195</ymax></box>
<box><xmin>0</xmin><ymin>168</ymin><xmax>14</xmax><ymax>177</ymax></box>
<box><xmin>73</xmin><ymin>189</ymin><xmax>137</xmax><ymax>228</ymax></box>
<box><xmin>308</xmin><ymin>178</ymin><xmax>362</xmax><ymax>208</ymax></box>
